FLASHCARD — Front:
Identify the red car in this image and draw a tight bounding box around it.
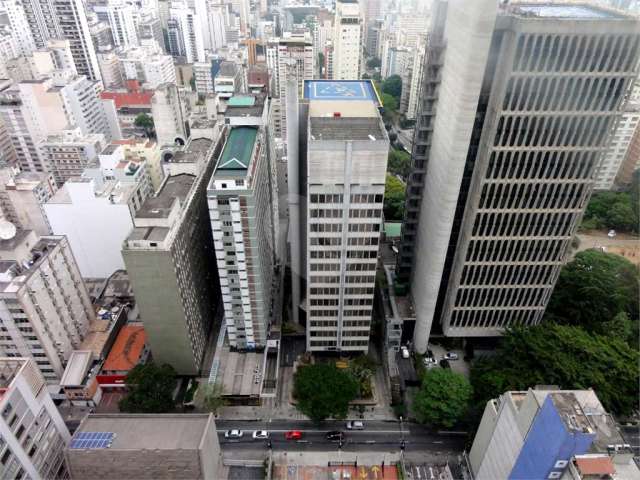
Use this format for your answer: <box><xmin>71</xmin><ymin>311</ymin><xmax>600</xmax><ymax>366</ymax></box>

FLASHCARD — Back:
<box><xmin>285</xmin><ymin>430</ymin><xmax>302</xmax><ymax>440</ymax></box>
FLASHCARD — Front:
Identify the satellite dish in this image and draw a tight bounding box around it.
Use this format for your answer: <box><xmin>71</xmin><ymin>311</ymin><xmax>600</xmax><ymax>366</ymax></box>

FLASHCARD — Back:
<box><xmin>0</xmin><ymin>221</ymin><xmax>17</xmax><ymax>240</ymax></box>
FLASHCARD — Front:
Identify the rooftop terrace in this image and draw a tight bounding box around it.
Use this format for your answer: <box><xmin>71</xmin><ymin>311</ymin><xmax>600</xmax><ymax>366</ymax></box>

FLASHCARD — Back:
<box><xmin>136</xmin><ymin>174</ymin><xmax>195</xmax><ymax>219</ymax></box>
<box><xmin>304</xmin><ymin>80</ymin><xmax>379</xmax><ymax>105</ymax></box>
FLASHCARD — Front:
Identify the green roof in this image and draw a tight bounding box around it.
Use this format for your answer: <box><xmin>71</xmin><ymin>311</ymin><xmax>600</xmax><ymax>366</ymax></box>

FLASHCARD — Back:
<box><xmin>384</xmin><ymin>222</ymin><xmax>402</xmax><ymax>238</ymax></box>
<box><xmin>227</xmin><ymin>96</ymin><xmax>256</xmax><ymax>107</ymax></box>
<box><xmin>217</xmin><ymin>127</ymin><xmax>258</xmax><ymax>173</ymax></box>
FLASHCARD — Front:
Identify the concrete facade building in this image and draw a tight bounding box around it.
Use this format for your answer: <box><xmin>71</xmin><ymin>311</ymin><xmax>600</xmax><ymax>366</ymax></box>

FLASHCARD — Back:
<box><xmin>616</xmin><ymin>119</ymin><xmax>640</xmax><ymax>188</ymax></box>
<box><xmin>332</xmin><ymin>0</ymin><xmax>362</xmax><ymax>80</ymax></box>
<box><xmin>0</xmin><ymin>233</ymin><xmax>94</xmax><ymax>382</ymax></box>
<box><xmin>208</xmin><ymin>124</ymin><xmax>275</xmax><ymax>349</ymax></box>
<box><xmin>594</xmin><ymin>82</ymin><xmax>640</xmax><ymax>190</ymax></box>
<box><xmin>214</xmin><ymin>61</ymin><xmax>243</xmax><ymax>99</ymax></box>
<box><xmin>122</xmin><ymin>140</ymin><xmax>220</xmax><ymax>375</ymax></box>
<box><xmin>66</xmin><ymin>414</ymin><xmax>221</xmax><ymax>480</ymax></box>
<box><xmin>151</xmin><ymin>83</ymin><xmax>189</xmax><ymax>147</ymax></box>
<box><xmin>397</xmin><ymin>1</ymin><xmax>640</xmax><ymax>351</ymax></box>
<box><xmin>303</xmin><ymin>80</ymin><xmax>388</xmax><ymax>352</ymax></box>
<box><xmin>0</xmin><ymin>0</ymin><xmax>36</xmax><ymax>56</ymax></box>
<box><xmin>39</xmin><ymin>128</ymin><xmax>106</xmax><ymax>186</ymax></box>
<box><xmin>0</xmin><ymin>358</ymin><xmax>70</xmax><ymax>479</ymax></box>
<box><xmin>119</xmin><ymin>44</ymin><xmax>176</xmax><ymax>89</ymax></box>
<box><xmin>94</xmin><ymin>2</ymin><xmax>139</xmax><ymax>49</ymax></box>
<box><xmin>469</xmin><ymin>388</ymin><xmax>638</xmax><ymax>480</ymax></box>
<box><xmin>267</xmin><ymin>33</ymin><xmax>314</xmax><ymax>140</ymax></box>
<box><xmin>168</xmin><ymin>2</ymin><xmax>206</xmax><ymax>63</ymax></box>
<box><xmin>44</xmin><ymin>143</ymin><xmax>153</xmax><ymax>278</ymax></box>
<box><xmin>0</xmin><ymin>167</ymin><xmax>56</xmax><ymax>236</ymax></box>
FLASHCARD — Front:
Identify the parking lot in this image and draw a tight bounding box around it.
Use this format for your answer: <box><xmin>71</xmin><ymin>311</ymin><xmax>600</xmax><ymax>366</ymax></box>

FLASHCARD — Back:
<box><xmin>426</xmin><ymin>344</ymin><xmax>470</xmax><ymax>379</ymax></box>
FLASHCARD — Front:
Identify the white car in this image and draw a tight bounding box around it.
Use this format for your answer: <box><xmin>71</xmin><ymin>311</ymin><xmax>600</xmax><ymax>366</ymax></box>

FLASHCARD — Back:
<box><xmin>443</xmin><ymin>352</ymin><xmax>459</xmax><ymax>361</ymax></box>
<box><xmin>422</xmin><ymin>357</ymin><xmax>437</xmax><ymax>366</ymax></box>
<box><xmin>400</xmin><ymin>346</ymin><xmax>410</xmax><ymax>359</ymax></box>
<box><xmin>252</xmin><ymin>430</ymin><xmax>269</xmax><ymax>440</ymax></box>
<box><xmin>608</xmin><ymin>230</ymin><xmax>617</xmax><ymax>238</ymax></box>
<box><xmin>224</xmin><ymin>429</ymin><xmax>243</xmax><ymax>438</ymax></box>
<box><xmin>346</xmin><ymin>421</ymin><xmax>365</xmax><ymax>430</ymax></box>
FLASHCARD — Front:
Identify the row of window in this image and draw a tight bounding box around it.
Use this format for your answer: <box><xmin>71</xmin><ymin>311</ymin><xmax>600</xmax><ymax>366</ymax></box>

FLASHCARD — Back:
<box><xmin>455</xmin><ymin>285</ymin><xmax>550</xmax><ymax>309</ymax></box>
<box><xmin>309</xmin><ymin>287</ymin><xmax>374</xmax><ymax>295</ymax></box>
<box><xmin>459</xmin><ymin>263</ymin><xmax>558</xmax><ymax>288</ymax></box>
<box><xmin>478</xmin><ymin>180</ymin><xmax>587</xmax><ymax>211</ymax></box>
<box><xmin>471</xmin><ymin>211</ymin><xmax>575</xmax><ymax>238</ymax></box>
<box><xmin>485</xmin><ymin>150</ymin><xmax>598</xmax><ymax>182</ymax></box>
<box><xmin>449</xmin><ymin>306</ymin><xmax>541</xmax><ymax>329</ymax></box>
<box><xmin>465</xmin><ymin>238</ymin><xmax>565</xmax><ymax>263</ymax></box>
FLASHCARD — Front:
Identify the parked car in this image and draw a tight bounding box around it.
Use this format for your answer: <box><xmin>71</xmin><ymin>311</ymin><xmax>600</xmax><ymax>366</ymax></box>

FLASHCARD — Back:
<box><xmin>285</xmin><ymin>430</ymin><xmax>303</xmax><ymax>440</ymax></box>
<box><xmin>422</xmin><ymin>356</ymin><xmax>437</xmax><ymax>366</ymax></box>
<box><xmin>325</xmin><ymin>431</ymin><xmax>344</xmax><ymax>441</ymax></box>
<box><xmin>252</xmin><ymin>430</ymin><xmax>269</xmax><ymax>440</ymax></box>
<box><xmin>346</xmin><ymin>421</ymin><xmax>365</xmax><ymax>430</ymax></box>
<box><xmin>608</xmin><ymin>229</ymin><xmax>617</xmax><ymax>238</ymax></box>
<box><xmin>225</xmin><ymin>429</ymin><xmax>243</xmax><ymax>438</ymax></box>
<box><xmin>443</xmin><ymin>352</ymin><xmax>459</xmax><ymax>360</ymax></box>
<box><xmin>400</xmin><ymin>346</ymin><xmax>410</xmax><ymax>359</ymax></box>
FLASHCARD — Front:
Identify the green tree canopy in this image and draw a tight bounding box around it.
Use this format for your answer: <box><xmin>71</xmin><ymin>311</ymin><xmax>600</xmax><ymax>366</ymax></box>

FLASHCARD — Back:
<box><xmin>545</xmin><ymin>250</ymin><xmax>639</xmax><ymax>332</ymax></box>
<box><xmin>470</xmin><ymin>324</ymin><xmax>640</xmax><ymax>416</ymax></box>
<box><xmin>384</xmin><ymin>173</ymin><xmax>405</xmax><ymax>221</ymax></box>
<box><xmin>119</xmin><ymin>363</ymin><xmax>177</xmax><ymax>413</ymax></box>
<box><xmin>198</xmin><ymin>382</ymin><xmax>225</xmax><ymax>413</ymax></box>
<box><xmin>581</xmin><ymin>191</ymin><xmax>638</xmax><ymax>233</ymax></box>
<box><xmin>414</xmin><ymin>369</ymin><xmax>472</xmax><ymax>428</ymax></box>
<box><xmin>293</xmin><ymin>363</ymin><xmax>358</xmax><ymax>422</ymax></box>
<box><xmin>366</xmin><ymin>57</ymin><xmax>381</xmax><ymax>69</ymax></box>
<box><xmin>381</xmin><ymin>93</ymin><xmax>398</xmax><ymax>113</ymax></box>
<box><xmin>387</xmin><ymin>148</ymin><xmax>411</xmax><ymax>179</ymax></box>
<box><xmin>382</xmin><ymin>75</ymin><xmax>402</xmax><ymax>99</ymax></box>
<box><xmin>134</xmin><ymin>113</ymin><xmax>155</xmax><ymax>138</ymax></box>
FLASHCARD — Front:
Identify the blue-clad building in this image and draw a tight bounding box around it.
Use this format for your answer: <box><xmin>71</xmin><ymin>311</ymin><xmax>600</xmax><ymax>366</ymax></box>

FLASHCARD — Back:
<box><xmin>469</xmin><ymin>388</ymin><xmax>635</xmax><ymax>480</ymax></box>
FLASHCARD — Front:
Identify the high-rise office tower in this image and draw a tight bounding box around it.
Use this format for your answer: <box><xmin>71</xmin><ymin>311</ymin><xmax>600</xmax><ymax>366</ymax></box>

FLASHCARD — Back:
<box><xmin>302</xmin><ymin>80</ymin><xmax>388</xmax><ymax>352</ymax></box>
<box><xmin>122</xmin><ymin>140</ymin><xmax>220</xmax><ymax>375</ymax></box>
<box><xmin>22</xmin><ymin>0</ymin><xmax>103</xmax><ymax>81</ymax></box>
<box><xmin>398</xmin><ymin>1</ymin><xmax>640</xmax><ymax>352</ymax></box>
<box><xmin>0</xmin><ymin>231</ymin><xmax>94</xmax><ymax>382</ymax></box>
<box><xmin>332</xmin><ymin>0</ymin><xmax>362</xmax><ymax>80</ymax></box>
<box><xmin>208</xmin><ymin>118</ymin><xmax>276</xmax><ymax>349</ymax></box>
<box><xmin>0</xmin><ymin>358</ymin><xmax>71</xmax><ymax>479</ymax></box>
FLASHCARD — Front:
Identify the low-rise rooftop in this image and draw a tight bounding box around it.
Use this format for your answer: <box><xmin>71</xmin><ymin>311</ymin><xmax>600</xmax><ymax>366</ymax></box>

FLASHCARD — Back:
<box><xmin>102</xmin><ymin>324</ymin><xmax>146</xmax><ymax>373</ymax></box>
<box><xmin>73</xmin><ymin>414</ymin><xmax>214</xmax><ymax>450</ymax></box>
<box><xmin>136</xmin><ymin>174</ymin><xmax>195</xmax><ymax>218</ymax></box>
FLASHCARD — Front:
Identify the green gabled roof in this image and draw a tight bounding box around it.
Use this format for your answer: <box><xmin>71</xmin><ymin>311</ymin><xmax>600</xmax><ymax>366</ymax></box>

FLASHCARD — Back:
<box><xmin>217</xmin><ymin>127</ymin><xmax>258</xmax><ymax>172</ymax></box>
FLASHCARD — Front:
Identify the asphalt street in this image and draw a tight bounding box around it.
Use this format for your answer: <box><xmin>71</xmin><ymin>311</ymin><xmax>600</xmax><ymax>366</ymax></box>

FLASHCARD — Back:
<box><xmin>215</xmin><ymin>419</ymin><xmax>466</xmax><ymax>454</ymax></box>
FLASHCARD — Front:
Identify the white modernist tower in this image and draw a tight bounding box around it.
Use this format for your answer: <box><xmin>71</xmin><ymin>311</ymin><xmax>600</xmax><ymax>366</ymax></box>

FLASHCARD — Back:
<box><xmin>332</xmin><ymin>0</ymin><xmax>363</xmax><ymax>80</ymax></box>
<box><xmin>397</xmin><ymin>0</ymin><xmax>640</xmax><ymax>352</ymax></box>
<box><xmin>304</xmin><ymin>80</ymin><xmax>389</xmax><ymax>352</ymax></box>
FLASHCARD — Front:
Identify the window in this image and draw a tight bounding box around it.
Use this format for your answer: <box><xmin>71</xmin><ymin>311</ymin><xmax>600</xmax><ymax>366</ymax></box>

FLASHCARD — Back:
<box><xmin>547</xmin><ymin>473</ymin><xmax>561</xmax><ymax>479</ymax></box>
<box><xmin>554</xmin><ymin>461</ymin><xmax>568</xmax><ymax>469</ymax></box>
<box><xmin>236</xmin><ymin>179</ymin><xmax>244</xmax><ymax>186</ymax></box>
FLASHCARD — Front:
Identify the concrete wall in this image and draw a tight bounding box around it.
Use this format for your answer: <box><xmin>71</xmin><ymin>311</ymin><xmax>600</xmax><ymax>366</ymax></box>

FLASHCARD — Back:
<box><xmin>67</xmin><ymin>448</ymin><xmax>203</xmax><ymax>479</ymax></box>
<box><xmin>122</xmin><ymin>249</ymin><xmax>197</xmax><ymax>374</ymax></box>
<box><xmin>44</xmin><ymin>182</ymin><xmax>134</xmax><ymax>278</ymax></box>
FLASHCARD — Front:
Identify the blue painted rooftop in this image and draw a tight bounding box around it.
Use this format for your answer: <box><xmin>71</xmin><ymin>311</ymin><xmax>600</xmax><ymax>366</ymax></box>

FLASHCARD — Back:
<box><xmin>304</xmin><ymin>80</ymin><xmax>380</xmax><ymax>105</ymax></box>
<box><xmin>515</xmin><ymin>4</ymin><xmax>623</xmax><ymax>19</ymax></box>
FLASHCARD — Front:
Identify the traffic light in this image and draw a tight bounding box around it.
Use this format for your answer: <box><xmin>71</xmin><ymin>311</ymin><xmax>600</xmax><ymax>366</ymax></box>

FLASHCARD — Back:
<box><xmin>400</xmin><ymin>440</ymin><xmax>405</xmax><ymax>450</ymax></box>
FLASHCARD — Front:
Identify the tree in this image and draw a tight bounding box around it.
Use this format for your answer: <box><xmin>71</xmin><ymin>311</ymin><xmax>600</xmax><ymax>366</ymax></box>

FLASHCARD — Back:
<box><xmin>294</xmin><ymin>364</ymin><xmax>358</xmax><ymax>422</ymax></box>
<box><xmin>119</xmin><ymin>363</ymin><xmax>177</xmax><ymax>413</ymax></box>
<box><xmin>348</xmin><ymin>355</ymin><xmax>376</xmax><ymax>399</ymax></box>
<box><xmin>134</xmin><ymin>113</ymin><xmax>155</xmax><ymax>138</ymax></box>
<box><xmin>545</xmin><ymin>250</ymin><xmax>639</xmax><ymax>333</ymax></box>
<box><xmin>414</xmin><ymin>369</ymin><xmax>472</xmax><ymax>428</ymax></box>
<box><xmin>384</xmin><ymin>173</ymin><xmax>405</xmax><ymax>221</ymax></box>
<box><xmin>381</xmin><ymin>93</ymin><xmax>398</xmax><ymax>116</ymax></box>
<box><xmin>470</xmin><ymin>324</ymin><xmax>640</xmax><ymax>416</ymax></box>
<box><xmin>582</xmin><ymin>191</ymin><xmax>638</xmax><ymax>233</ymax></box>
<box><xmin>198</xmin><ymin>382</ymin><xmax>225</xmax><ymax>413</ymax></box>
<box><xmin>388</xmin><ymin>148</ymin><xmax>411</xmax><ymax>179</ymax></box>
<box><xmin>382</xmin><ymin>74</ymin><xmax>402</xmax><ymax>99</ymax></box>
<box><xmin>366</xmin><ymin>57</ymin><xmax>381</xmax><ymax>69</ymax></box>
<box><xmin>601</xmin><ymin>311</ymin><xmax>637</xmax><ymax>349</ymax></box>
